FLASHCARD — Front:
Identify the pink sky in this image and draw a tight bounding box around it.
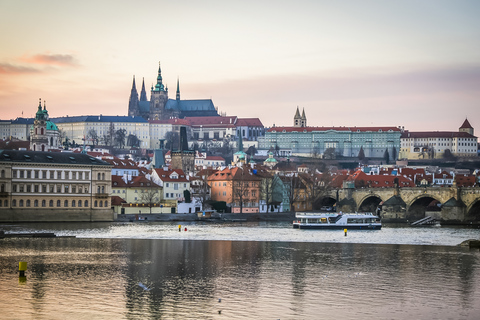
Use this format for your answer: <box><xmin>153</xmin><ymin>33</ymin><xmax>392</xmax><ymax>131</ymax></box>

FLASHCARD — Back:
<box><xmin>1</xmin><ymin>1</ymin><xmax>479</xmax><ymax>132</ymax></box>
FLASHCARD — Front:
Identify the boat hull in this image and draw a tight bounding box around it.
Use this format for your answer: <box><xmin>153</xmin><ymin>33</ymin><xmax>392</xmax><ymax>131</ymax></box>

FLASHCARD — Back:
<box><xmin>295</xmin><ymin>224</ymin><xmax>381</xmax><ymax>230</ymax></box>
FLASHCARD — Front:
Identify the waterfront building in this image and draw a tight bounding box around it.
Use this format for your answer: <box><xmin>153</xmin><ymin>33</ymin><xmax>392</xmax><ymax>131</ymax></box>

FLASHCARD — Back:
<box><xmin>399</xmin><ymin>119</ymin><xmax>478</xmax><ymax>159</ymax></box>
<box><xmin>111</xmin><ymin>175</ymin><xmax>169</xmax><ymax>215</ymax></box>
<box><xmin>207</xmin><ymin>166</ymin><xmax>261</xmax><ymax>213</ymax></box>
<box><xmin>0</xmin><ymin>150</ymin><xmax>113</xmax><ymax>222</ymax></box>
<box><xmin>259</xmin><ymin>108</ymin><xmax>402</xmax><ymax>159</ymax></box>
<box><xmin>128</xmin><ymin>63</ymin><xmax>220</xmax><ymax>120</ymax></box>
<box><xmin>151</xmin><ymin>167</ymin><xmax>191</xmax><ymax>212</ymax></box>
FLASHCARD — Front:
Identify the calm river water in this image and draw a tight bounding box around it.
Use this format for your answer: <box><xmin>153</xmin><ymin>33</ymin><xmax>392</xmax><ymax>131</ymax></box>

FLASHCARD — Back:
<box><xmin>1</xmin><ymin>222</ymin><xmax>480</xmax><ymax>319</ymax></box>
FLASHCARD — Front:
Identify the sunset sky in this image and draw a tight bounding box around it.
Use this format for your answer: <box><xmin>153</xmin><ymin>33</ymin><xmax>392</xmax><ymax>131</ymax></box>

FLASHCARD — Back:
<box><xmin>0</xmin><ymin>0</ymin><xmax>479</xmax><ymax>131</ymax></box>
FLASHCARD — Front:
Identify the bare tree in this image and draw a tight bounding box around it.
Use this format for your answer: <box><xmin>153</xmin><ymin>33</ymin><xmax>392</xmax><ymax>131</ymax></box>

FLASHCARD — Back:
<box><xmin>87</xmin><ymin>129</ymin><xmax>99</xmax><ymax>149</ymax></box>
<box><xmin>103</xmin><ymin>122</ymin><xmax>115</xmax><ymax>148</ymax></box>
<box><xmin>114</xmin><ymin>129</ymin><xmax>127</xmax><ymax>149</ymax></box>
<box><xmin>138</xmin><ymin>187</ymin><xmax>160</xmax><ymax>214</ymax></box>
<box><xmin>165</xmin><ymin>131</ymin><xmax>180</xmax><ymax>150</ymax></box>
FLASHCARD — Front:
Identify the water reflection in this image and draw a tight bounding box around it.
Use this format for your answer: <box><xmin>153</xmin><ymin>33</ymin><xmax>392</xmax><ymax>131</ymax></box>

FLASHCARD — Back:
<box><xmin>0</xmin><ymin>237</ymin><xmax>479</xmax><ymax>319</ymax></box>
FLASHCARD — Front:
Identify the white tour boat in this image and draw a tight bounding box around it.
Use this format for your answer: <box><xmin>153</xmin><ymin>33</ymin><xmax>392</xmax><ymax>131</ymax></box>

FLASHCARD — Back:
<box><xmin>293</xmin><ymin>212</ymin><xmax>382</xmax><ymax>230</ymax></box>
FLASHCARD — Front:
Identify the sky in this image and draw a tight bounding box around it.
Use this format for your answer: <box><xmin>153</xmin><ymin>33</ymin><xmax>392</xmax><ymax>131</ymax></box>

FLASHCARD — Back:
<box><xmin>0</xmin><ymin>0</ymin><xmax>479</xmax><ymax>131</ymax></box>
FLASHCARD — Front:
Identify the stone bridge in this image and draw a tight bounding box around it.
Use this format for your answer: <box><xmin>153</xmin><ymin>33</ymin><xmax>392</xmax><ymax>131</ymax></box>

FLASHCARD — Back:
<box><xmin>320</xmin><ymin>186</ymin><xmax>480</xmax><ymax>224</ymax></box>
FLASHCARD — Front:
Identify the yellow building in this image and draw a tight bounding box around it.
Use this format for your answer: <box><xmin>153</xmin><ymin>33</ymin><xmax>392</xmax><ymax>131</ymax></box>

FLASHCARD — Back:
<box><xmin>0</xmin><ymin>150</ymin><xmax>113</xmax><ymax>222</ymax></box>
<box><xmin>399</xmin><ymin>119</ymin><xmax>478</xmax><ymax>160</ymax></box>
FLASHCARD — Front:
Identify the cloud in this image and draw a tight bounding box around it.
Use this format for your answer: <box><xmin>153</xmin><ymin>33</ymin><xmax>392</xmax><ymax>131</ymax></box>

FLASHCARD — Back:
<box><xmin>0</xmin><ymin>63</ymin><xmax>40</xmax><ymax>74</ymax></box>
<box><xmin>20</xmin><ymin>53</ymin><xmax>78</xmax><ymax>67</ymax></box>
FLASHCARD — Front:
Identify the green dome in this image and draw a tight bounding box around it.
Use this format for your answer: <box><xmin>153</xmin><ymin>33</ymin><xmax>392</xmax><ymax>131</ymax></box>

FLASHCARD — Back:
<box><xmin>46</xmin><ymin>121</ymin><xmax>58</xmax><ymax>131</ymax></box>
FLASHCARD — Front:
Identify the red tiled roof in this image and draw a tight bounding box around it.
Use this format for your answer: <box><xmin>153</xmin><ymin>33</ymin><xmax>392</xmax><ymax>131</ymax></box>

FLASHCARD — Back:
<box><xmin>268</xmin><ymin>126</ymin><xmax>402</xmax><ymax>133</ymax></box>
<box><xmin>205</xmin><ymin>156</ymin><xmax>225</xmax><ymax>161</ymax></box>
<box><xmin>236</xmin><ymin>118</ymin><xmax>264</xmax><ymax>127</ymax></box>
<box><xmin>112</xmin><ymin>175</ymin><xmax>161</xmax><ymax>188</ymax></box>
<box><xmin>184</xmin><ymin>116</ymin><xmax>237</xmax><ymax>126</ymax></box>
<box><xmin>347</xmin><ymin>170</ymin><xmax>415</xmax><ymax>188</ymax></box>
<box><xmin>111</xmin><ymin>196</ymin><xmax>127</xmax><ymax>206</ymax></box>
<box><xmin>153</xmin><ymin>168</ymin><xmax>189</xmax><ymax>182</ymax></box>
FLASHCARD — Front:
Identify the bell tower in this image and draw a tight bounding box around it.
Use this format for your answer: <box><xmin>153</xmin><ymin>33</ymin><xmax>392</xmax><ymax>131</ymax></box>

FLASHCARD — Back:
<box><xmin>30</xmin><ymin>99</ymin><xmax>49</xmax><ymax>151</ymax></box>
<box><xmin>149</xmin><ymin>62</ymin><xmax>169</xmax><ymax>120</ymax></box>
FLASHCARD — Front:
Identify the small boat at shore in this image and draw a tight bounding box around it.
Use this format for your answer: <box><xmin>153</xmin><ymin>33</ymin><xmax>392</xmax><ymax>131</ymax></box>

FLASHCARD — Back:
<box><xmin>293</xmin><ymin>212</ymin><xmax>382</xmax><ymax>230</ymax></box>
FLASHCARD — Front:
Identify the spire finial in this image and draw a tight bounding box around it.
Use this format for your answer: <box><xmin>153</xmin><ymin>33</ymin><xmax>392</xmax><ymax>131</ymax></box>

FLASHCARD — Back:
<box><xmin>43</xmin><ymin>100</ymin><xmax>46</xmax><ymax>110</ymax></box>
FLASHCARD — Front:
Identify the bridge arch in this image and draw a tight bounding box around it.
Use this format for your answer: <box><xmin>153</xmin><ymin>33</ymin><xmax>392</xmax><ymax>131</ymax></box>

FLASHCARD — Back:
<box><xmin>406</xmin><ymin>194</ymin><xmax>442</xmax><ymax>221</ymax></box>
<box><xmin>466</xmin><ymin>200</ymin><xmax>480</xmax><ymax>222</ymax></box>
<box><xmin>358</xmin><ymin>194</ymin><xmax>384</xmax><ymax>213</ymax></box>
<box><xmin>314</xmin><ymin>196</ymin><xmax>337</xmax><ymax>210</ymax></box>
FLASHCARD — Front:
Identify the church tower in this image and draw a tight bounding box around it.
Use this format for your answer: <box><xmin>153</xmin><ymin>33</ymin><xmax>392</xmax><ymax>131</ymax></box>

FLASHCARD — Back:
<box><xmin>30</xmin><ymin>99</ymin><xmax>49</xmax><ymax>151</ymax></box>
<box><xmin>294</xmin><ymin>106</ymin><xmax>301</xmax><ymax>127</ymax></box>
<box><xmin>301</xmin><ymin>108</ymin><xmax>307</xmax><ymax>127</ymax></box>
<box><xmin>459</xmin><ymin>118</ymin><xmax>474</xmax><ymax>136</ymax></box>
<box><xmin>128</xmin><ymin>76</ymin><xmax>139</xmax><ymax>117</ymax></box>
<box><xmin>140</xmin><ymin>77</ymin><xmax>148</xmax><ymax>102</ymax></box>
<box><xmin>176</xmin><ymin>77</ymin><xmax>180</xmax><ymax>101</ymax></box>
<box><xmin>149</xmin><ymin>62</ymin><xmax>169</xmax><ymax>120</ymax></box>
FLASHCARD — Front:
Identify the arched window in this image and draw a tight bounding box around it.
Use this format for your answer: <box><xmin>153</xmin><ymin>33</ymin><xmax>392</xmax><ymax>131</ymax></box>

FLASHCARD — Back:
<box><xmin>34</xmin><ymin>200</ymin><xmax>38</xmax><ymax>207</ymax></box>
<box><xmin>41</xmin><ymin>128</ymin><xmax>44</xmax><ymax>135</ymax></box>
<box><xmin>1</xmin><ymin>184</ymin><xmax>4</xmax><ymax>192</ymax></box>
<box><xmin>19</xmin><ymin>199</ymin><xmax>24</xmax><ymax>207</ymax></box>
<box><xmin>94</xmin><ymin>200</ymin><xmax>98</xmax><ymax>207</ymax></box>
<box><xmin>57</xmin><ymin>200</ymin><xmax>61</xmax><ymax>207</ymax></box>
<box><xmin>104</xmin><ymin>200</ymin><xmax>108</xmax><ymax>207</ymax></box>
<box><xmin>41</xmin><ymin>145</ymin><xmax>45</xmax><ymax>151</ymax></box>
<box><xmin>99</xmin><ymin>201</ymin><xmax>103</xmax><ymax>207</ymax></box>
<box><xmin>12</xmin><ymin>199</ymin><xmax>16</xmax><ymax>207</ymax></box>
<box><xmin>102</xmin><ymin>173</ymin><xmax>105</xmax><ymax>180</ymax></box>
<box><xmin>78</xmin><ymin>200</ymin><xmax>82</xmax><ymax>207</ymax></box>
<box><xmin>4</xmin><ymin>200</ymin><xmax>7</xmax><ymax>207</ymax></box>
<box><xmin>64</xmin><ymin>200</ymin><xmax>68</xmax><ymax>207</ymax></box>
<box><xmin>1</xmin><ymin>169</ymin><xmax>4</xmax><ymax>178</ymax></box>
<box><xmin>49</xmin><ymin>200</ymin><xmax>54</xmax><ymax>207</ymax></box>
<box><xmin>98</xmin><ymin>173</ymin><xmax>101</xmax><ymax>180</ymax></box>
<box><xmin>72</xmin><ymin>200</ymin><xmax>76</xmax><ymax>207</ymax></box>
<box><xmin>84</xmin><ymin>200</ymin><xmax>88</xmax><ymax>207</ymax></box>
<box><xmin>26</xmin><ymin>200</ymin><xmax>31</xmax><ymax>207</ymax></box>
<box><xmin>42</xmin><ymin>200</ymin><xmax>46</xmax><ymax>207</ymax></box>
<box><xmin>101</xmin><ymin>186</ymin><xmax>105</xmax><ymax>193</ymax></box>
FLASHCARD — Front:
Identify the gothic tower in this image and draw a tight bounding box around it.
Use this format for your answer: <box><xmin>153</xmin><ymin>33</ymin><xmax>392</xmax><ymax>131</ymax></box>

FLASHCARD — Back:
<box><xmin>140</xmin><ymin>77</ymin><xmax>148</xmax><ymax>102</ymax></box>
<box><xmin>128</xmin><ymin>76</ymin><xmax>139</xmax><ymax>117</ymax></box>
<box><xmin>30</xmin><ymin>99</ymin><xmax>49</xmax><ymax>151</ymax></box>
<box><xmin>301</xmin><ymin>107</ymin><xmax>307</xmax><ymax>127</ymax></box>
<box><xmin>294</xmin><ymin>106</ymin><xmax>302</xmax><ymax>127</ymax></box>
<box><xmin>149</xmin><ymin>62</ymin><xmax>169</xmax><ymax>120</ymax></box>
<box><xmin>176</xmin><ymin>77</ymin><xmax>180</xmax><ymax>101</ymax></box>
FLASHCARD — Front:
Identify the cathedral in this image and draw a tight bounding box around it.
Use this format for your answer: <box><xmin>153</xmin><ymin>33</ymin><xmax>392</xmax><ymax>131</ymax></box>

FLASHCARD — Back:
<box><xmin>128</xmin><ymin>63</ymin><xmax>220</xmax><ymax>120</ymax></box>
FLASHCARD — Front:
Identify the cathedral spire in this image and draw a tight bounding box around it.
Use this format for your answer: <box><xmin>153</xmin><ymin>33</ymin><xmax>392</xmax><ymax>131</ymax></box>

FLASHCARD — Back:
<box><xmin>140</xmin><ymin>77</ymin><xmax>147</xmax><ymax>101</ymax></box>
<box><xmin>176</xmin><ymin>77</ymin><xmax>180</xmax><ymax>101</ymax></box>
<box><xmin>128</xmin><ymin>75</ymin><xmax>139</xmax><ymax>117</ymax></box>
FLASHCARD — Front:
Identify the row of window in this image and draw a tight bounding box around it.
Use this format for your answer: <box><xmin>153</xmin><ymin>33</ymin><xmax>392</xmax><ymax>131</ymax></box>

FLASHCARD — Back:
<box><xmin>10</xmin><ymin>169</ymin><xmax>91</xmax><ymax>180</ymax></box>
<box><xmin>11</xmin><ymin>184</ymin><xmax>90</xmax><ymax>194</ymax></box>
<box><xmin>2</xmin><ymin>199</ymin><xmax>108</xmax><ymax>208</ymax></box>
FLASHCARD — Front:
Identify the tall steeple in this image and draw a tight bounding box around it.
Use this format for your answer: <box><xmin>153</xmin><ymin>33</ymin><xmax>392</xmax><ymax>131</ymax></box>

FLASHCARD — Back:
<box><xmin>140</xmin><ymin>77</ymin><xmax>147</xmax><ymax>101</ymax></box>
<box><xmin>153</xmin><ymin>61</ymin><xmax>165</xmax><ymax>92</ymax></box>
<box><xmin>176</xmin><ymin>77</ymin><xmax>180</xmax><ymax>101</ymax></box>
<box><xmin>301</xmin><ymin>108</ymin><xmax>307</xmax><ymax>127</ymax></box>
<box><xmin>128</xmin><ymin>75</ymin><xmax>139</xmax><ymax>117</ymax></box>
<box><xmin>294</xmin><ymin>106</ymin><xmax>302</xmax><ymax>127</ymax></box>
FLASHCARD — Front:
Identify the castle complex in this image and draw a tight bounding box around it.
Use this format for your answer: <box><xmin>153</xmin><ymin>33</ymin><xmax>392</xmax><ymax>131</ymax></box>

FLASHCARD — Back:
<box><xmin>127</xmin><ymin>63</ymin><xmax>219</xmax><ymax>120</ymax></box>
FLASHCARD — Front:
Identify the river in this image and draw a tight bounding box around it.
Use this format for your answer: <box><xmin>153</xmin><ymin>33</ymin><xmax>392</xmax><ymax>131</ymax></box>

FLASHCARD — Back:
<box><xmin>1</xmin><ymin>222</ymin><xmax>479</xmax><ymax>319</ymax></box>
